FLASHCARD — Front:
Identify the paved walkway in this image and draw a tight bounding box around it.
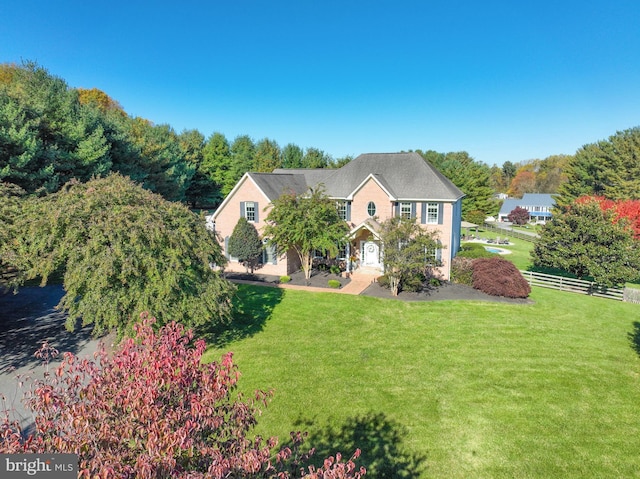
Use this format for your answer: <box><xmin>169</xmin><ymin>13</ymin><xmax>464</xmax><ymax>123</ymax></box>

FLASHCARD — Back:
<box><xmin>230</xmin><ymin>272</ymin><xmax>376</xmax><ymax>295</ymax></box>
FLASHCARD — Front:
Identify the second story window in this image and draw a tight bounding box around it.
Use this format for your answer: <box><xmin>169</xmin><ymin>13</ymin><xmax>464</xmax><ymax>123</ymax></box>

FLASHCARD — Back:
<box><xmin>426</xmin><ymin>202</ymin><xmax>439</xmax><ymax>224</ymax></box>
<box><xmin>400</xmin><ymin>202</ymin><xmax>412</xmax><ymax>220</ymax></box>
<box><xmin>337</xmin><ymin>201</ymin><xmax>348</xmax><ymax>220</ymax></box>
<box><xmin>367</xmin><ymin>201</ymin><xmax>376</xmax><ymax>217</ymax></box>
<box><xmin>244</xmin><ymin>202</ymin><xmax>256</xmax><ymax>222</ymax></box>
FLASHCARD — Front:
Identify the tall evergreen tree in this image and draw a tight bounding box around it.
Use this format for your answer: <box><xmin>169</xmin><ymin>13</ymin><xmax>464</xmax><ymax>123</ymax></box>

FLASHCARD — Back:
<box><xmin>557</xmin><ymin>127</ymin><xmax>640</xmax><ymax>206</ymax></box>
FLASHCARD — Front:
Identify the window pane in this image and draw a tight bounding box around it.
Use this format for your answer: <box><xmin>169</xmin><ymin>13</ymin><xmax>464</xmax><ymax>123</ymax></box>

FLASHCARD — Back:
<box><xmin>426</xmin><ymin>203</ymin><xmax>438</xmax><ymax>223</ymax></box>
<box><xmin>245</xmin><ymin>202</ymin><xmax>256</xmax><ymax>222</ymax></box>
<box><xmin>367</xmin><ymin>201</ymin><xmax>376</xmax><ymax>217</ymax></box>
<box><xmin>400</xmin><ymin>202</ymin><xmax>411</xmax><ymax>219</ymax></box>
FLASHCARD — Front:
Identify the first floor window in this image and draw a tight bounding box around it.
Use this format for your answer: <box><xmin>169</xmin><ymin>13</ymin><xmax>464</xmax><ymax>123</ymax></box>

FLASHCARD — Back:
<box><xmin>262</xmin><ymin>238</ymin><xmax>277</xmax><ymax>264</ymax></box>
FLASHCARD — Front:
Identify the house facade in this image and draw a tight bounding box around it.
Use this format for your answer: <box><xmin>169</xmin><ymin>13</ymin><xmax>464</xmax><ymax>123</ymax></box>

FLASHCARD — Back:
<box><xmin>208</xmin><ymin>152</ymin><xmax>465</xmax><ymax>280</ymax></box>
<box><xmin>497</xmin><ymin>193</ymin><xmax>555</xmax><ymax>223</ymax></box>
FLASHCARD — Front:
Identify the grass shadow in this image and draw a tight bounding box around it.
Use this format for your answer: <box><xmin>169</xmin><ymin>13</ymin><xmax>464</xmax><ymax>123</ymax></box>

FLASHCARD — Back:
<box><xmin>199</xmin><ymin>284</ymin><xmax>284</xmax><ymax>348</ymax></box>
<box><xmin>289</xmin><ymin>412</ymin><xmax>428</xmax><ymax>479</ymax></box>
<box><xmin>628</xmin><ymin>321</ymin><xmax>640</xmax><ymax>357</ymax></box>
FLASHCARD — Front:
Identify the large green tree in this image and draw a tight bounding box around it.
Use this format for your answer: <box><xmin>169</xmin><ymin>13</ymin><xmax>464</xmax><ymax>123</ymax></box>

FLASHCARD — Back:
<box><xmin>378</xmin><ymin>216</ymin><xmax>439</xmax><ymax>296</ymax></box>
<box><xmin>0</xmin><ymin>182</ymin><xmax>24</xmax><ymax>289</ymax></box>
<box><xmin>253</xmin><ymin>138</ymin><xmax>281</xmax><ymax>172</ymax></box>
<box><xmin>262</xmin><ymin>188</ymin><xmax>348</xmax><ymax>280</ymax></box>
<box><xmin>0</xmin><ymin>62</ymin><xmax>113</xmax><ymax>193</ymax></box>
<box><xmin>557</xmin><ymin>127</ymin><xmax>640</xmax><ymax>206</ymax></box>
<box><xmin>531</xmin><ymin>199</ymin><xmax>640</xmax><ymax>286</ymax></box>
<box><xmin>229</xmin><ymin>135</ymin><xmax>255</xmax><ymax>192</ymax></box>
<box><xmin>3</xmin><ymin>174</ymin><xmax>235</xmax><ymax>336</ymax></box>
<box><xmin>281</xmin><ymin>143</ymin><xmax>304</xmax><ymax>168</ymax></box>
<box><xmin>419</xmin><ymin>150</ymin><xmax>498</xmax><ymax>219</ymax></box>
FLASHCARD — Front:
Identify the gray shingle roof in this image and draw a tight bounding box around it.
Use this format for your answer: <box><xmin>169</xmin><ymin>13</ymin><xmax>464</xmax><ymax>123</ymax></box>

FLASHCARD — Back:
<box><xmin>255</xmin><ymin>152</ymin><xmax>464</xmax><ymax>201</ymax></box>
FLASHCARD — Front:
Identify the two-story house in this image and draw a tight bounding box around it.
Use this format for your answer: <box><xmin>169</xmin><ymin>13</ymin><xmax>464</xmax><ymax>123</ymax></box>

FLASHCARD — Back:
<box><xmin>498</xmin><ymin>193</ymin><xmax>555</xmax><ymax>223</ymax></box>
<box><xmin>208</xmin><ymin>152</ymin><xmax>465</xmax><ymax>280</ymax></box>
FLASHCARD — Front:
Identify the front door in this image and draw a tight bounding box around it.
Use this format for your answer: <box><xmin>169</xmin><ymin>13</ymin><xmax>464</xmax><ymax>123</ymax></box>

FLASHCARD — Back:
<box><xmin>361</xmin><ymin>241</ymin><xmax>380</xmax><ymax>268</ymax></box>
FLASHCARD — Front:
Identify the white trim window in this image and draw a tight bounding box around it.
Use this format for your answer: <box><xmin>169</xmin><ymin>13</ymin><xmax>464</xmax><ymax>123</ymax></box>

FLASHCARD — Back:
<box><xmin>337</xmin><ymin>201</ymin><xmax>348</xmax><ymax>220</ymax></box>
<box><xmin>426</xmin><ymin>202</ymin><xmax>439</xmax><ymax>224</ymax></box>
<box><xmin>244</xmin><ymin>202</ymin><xmax>256</xmax><ymax>222</ymax></box>
<box><xmin>400</xmin><ymin>202</ymin><xmax>412</xmax><ymax>220</ymax></box>
<box><xmin>367</xmin><ymin>201</ymin><xmax>376</xmax><ymax>217</ymax></box>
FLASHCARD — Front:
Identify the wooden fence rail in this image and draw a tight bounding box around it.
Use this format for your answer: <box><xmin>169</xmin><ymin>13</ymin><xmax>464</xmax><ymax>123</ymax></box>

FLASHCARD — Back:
<box><xmin>519</xmin><ymin>270</ymin><xmax>629</xmax><ymax>301</ymax></box>
<box><xmin>482</xmin><ymin>223</ymin><xmax>539</xmax><ymax>243</ymax></box>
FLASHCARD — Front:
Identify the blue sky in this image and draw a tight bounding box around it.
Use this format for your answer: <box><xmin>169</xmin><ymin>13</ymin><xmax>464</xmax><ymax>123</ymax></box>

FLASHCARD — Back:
<box><xmin>2</xmin><ymin>1</ymin><xmax>639</xmax><ymax>166</ymax></box>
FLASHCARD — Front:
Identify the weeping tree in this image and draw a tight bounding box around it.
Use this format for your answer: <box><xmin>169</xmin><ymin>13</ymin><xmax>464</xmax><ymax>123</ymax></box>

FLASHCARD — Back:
<box><xmin>4</xmin><ymin>173</ymin><xmax>235</xmax><ymax>337</ymax></box>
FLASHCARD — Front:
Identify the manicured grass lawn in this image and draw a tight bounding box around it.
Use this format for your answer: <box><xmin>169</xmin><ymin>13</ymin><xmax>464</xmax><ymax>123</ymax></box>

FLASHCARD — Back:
<box><xmin>463</xmin><ymin>231</ymin><xmax>534</xmax><ymax>271</ymax></box>
<box><xmin>203</xmin><ymin>285</ymin><xmax>640</xmax><ymax>478</ymax></box>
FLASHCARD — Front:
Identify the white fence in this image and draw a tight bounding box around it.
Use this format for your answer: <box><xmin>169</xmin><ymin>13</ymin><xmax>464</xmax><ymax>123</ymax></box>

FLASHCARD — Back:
<box><xmin>519</xmin><ymin>270</ymin><xmax>628</xmax><ymax>301</ymax></box>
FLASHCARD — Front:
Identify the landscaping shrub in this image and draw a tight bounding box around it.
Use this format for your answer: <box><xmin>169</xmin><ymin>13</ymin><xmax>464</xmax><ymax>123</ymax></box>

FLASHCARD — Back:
<box><xmin>472</xmin><ymin>257</ymin><xmax>531</xmax><ymax>298</ymax></box>
<box><xmin>401</xmin><ymin>272</ymin><xmax>427</xmax><ymax>292</ymax></box>
<box><xmin>328</xmin><ymin>279</ymin><xmax>341</xmax><ymax>288</ymax></box>
<box><xmin>457</xmin><ymin>243</ymin><xmax>497</xmax><ymax>259</ymax></box>
<box><xmin>377</xmin><ymin>274</ymin><xmax>390</xmax><ymax>289</ymax></box>
<box><xmin>0</xmin><ymin>316</ymin><xmax>365</xmax><ymax>478</ymax></box>
<box><xmin>451</xmin><ymin>256</ymin><xmax>474</xmax><ymax>286</ymax></box>
<box><xmin>280</xmin><ymin>275</ymin><xmax>291</xmax><ymax>283</ymax></box>
<box><xmin>330</xmin><ymin>264</ymin><xmax>342</xmax><ymax>275</ymax></box>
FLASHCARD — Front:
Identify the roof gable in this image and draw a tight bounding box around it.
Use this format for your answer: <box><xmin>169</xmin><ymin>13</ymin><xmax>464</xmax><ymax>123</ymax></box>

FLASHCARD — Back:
<box><xmin>324</xmin><ymin>152</ymin><xmax>464</xmax><ymax>201</ymax></box>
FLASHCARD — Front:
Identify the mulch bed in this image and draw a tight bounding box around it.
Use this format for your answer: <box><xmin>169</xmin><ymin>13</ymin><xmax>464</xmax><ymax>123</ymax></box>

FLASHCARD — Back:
<box><xmin>224</xmin><ymin>270</ymin><xmax>532</xmax><ymax>304</ymax></box>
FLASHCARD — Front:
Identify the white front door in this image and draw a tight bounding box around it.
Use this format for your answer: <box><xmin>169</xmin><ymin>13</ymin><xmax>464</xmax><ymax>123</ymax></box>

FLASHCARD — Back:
<box><xmin>361</xmin><ymin>241</ymin><xmax>380</xmax><ymax>268</ymax></box>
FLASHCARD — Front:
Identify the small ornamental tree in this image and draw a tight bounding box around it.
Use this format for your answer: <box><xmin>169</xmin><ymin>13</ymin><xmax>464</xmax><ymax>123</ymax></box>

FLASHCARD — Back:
<box><xmin>507</xmin><ymin>206</ymin><xmax>530</xmax><ymax>225</ymax></box>
<box><xmin>228</xmin><ymin>217</ymin><xmax>263</xmax><ymax>273</ymax></box>
<box><xmin>263</xmin><ymin>187</ymin><xmax>349</xmax><ymax>281</ymax></box>
<box><xmin>378</xmin><ymin>216</ymin><xmax>440</xmax><ymax>296</ymax></box>
<box><xmin>472</xmin><ymin>257</ymin><xmax>531</xmax><ymax>298</ymax></box>
<box><xmin>0</xmin><ymin>316</ymin><xmax>366</xmax><ymax>479</ymax></box>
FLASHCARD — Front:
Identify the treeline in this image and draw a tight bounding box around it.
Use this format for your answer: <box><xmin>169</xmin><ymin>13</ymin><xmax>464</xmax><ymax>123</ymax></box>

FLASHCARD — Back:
<box><xmin>0</xmin><ymin>62</ymin><xmax>351</xmax><ymax>208</ymax></box>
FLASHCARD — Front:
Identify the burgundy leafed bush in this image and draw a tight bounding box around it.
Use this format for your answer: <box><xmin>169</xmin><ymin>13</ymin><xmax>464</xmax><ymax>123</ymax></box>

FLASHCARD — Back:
<box><xmin>0</xmin><ymin>315</ymin><xmax>365</xmax><ymax>479</ymax></box>
<box><xmin>472</xmin><ymin>257</ymin><xmax>531</xmax><ymax>298</ymax></box>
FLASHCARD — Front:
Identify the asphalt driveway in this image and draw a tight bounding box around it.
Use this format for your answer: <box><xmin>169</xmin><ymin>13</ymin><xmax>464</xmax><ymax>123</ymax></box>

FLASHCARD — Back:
<box><xmin>0</xmin><ymin>286</ymin><xmax>99</xmax><ymax>431</ymax></box>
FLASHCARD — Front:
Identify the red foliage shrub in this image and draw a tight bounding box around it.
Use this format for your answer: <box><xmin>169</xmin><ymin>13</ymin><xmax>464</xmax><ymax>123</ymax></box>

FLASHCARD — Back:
<box><xmin>0</xmin><ymin>315</ymin><xmax>365</xmax><ymax>479</ymax></box>
<box><xmin>507</xmin><ymin>206</ymin><xmax>530</xmax><ymax>225</ymax></box>
<box><xmin>472</xmin><ymin>257</ymin><xmax>531</xmax><ymax>298</ymax></box>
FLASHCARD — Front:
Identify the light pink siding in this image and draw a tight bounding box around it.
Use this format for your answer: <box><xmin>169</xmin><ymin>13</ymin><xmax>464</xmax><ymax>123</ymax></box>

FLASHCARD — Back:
<box><xmin>212</xmin><ymin>177</ymin><xmax>289</xmax><ymax>276</ymax></box>
<box><xmin>350</xmin><ymin>178</ymin><xmax>394</xmax><ymax>225</ymax></box>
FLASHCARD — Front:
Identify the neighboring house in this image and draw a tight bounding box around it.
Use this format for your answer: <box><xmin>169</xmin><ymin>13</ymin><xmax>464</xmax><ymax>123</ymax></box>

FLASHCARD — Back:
<box><xmin>498</xmin><ymin>193</ymin><xmax>555</xmax><ymax>223</ymax></box>
<box><xmin>208</xmin><ymin>152</ymin><xmax>465</xmax><ymax>280</ymax></box>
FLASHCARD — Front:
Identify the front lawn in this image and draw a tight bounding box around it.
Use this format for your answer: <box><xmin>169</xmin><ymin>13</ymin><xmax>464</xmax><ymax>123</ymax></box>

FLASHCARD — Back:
<box><xmin>203</xmin><ymin>285</ymin><xmax>640</xmax><ymax>478</ymax></box>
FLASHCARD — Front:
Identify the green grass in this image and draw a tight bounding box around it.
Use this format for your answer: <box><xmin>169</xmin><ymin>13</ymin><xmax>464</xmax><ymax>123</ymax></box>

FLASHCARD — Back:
<box><xmin>462</xmin><ymin>231</ymin><xmax>534</xmax><ymax>271</ymax></box>
<box><xmin>203</xmin><ymin>285</ymin><xmax>640</xmax><ymax>479</ymax></box>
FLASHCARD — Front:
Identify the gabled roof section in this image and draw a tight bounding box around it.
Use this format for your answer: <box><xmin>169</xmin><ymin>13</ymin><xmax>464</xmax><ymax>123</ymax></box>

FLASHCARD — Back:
<box><xmin>323</xmin><ymin>152</ymin><xmax>464</xmax><ymax>201</ymax></box>
<box><xmin>348</xmin><ymin>217</ymin><xmax>382</xmax><ymax>240</ymax></box>
<box><xmin>249</xmin><ymin>172</ymin><xmax>309</xmax><ymax>201</ymax></box>
<box><xmin>519</xmin><ymin>193</ymin><xmax>555</xmax><ymax>208</ymax></box>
